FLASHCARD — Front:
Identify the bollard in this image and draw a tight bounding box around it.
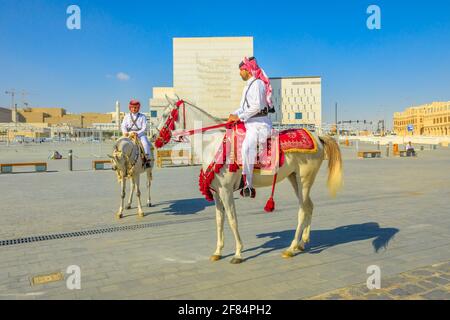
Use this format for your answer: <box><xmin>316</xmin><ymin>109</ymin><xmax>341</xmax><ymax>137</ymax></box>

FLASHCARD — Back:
<box><xmin>68</xmin><ymin>150</ymin><xmax>73</xmax><ymax>171</ymax></box>
<box><xmin>386</xmin><ymin>144</ymin><xmax>390</xmax><ymax>157</ymax></box>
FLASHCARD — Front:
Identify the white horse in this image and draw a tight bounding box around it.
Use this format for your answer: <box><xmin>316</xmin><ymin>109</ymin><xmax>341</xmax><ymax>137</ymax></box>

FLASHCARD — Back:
<box><xmin>109</xmin><ymin>135</ymin><xmax>153</xmax><ymax>219</ymax></box>
<box><xmin>157</xmin><ymin>97</ymin><xmax>343</xmax><ymax>264</ymax></box>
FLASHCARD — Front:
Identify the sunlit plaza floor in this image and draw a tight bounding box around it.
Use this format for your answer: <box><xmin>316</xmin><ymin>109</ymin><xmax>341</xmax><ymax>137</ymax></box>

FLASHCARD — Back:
<box><xmin>0</xmin><ymin>141</ymin><xmax>449</xmax><ymax>299</ymax></box>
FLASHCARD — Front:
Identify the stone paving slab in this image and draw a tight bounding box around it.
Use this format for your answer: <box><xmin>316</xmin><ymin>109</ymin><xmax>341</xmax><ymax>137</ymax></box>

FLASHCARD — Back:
<box><xmin>308</xmin><ymin>261</ymin><xmax>450</xmax><ymax>300</ymax></box>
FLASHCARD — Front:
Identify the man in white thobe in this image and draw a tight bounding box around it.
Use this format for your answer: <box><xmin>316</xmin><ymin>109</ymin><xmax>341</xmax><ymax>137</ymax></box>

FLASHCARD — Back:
<box><xmin>121</xmin><ymin>99</ymin><xmax>153</xmax><ymax>168</ymax></box>
<box><xmin>228</xmin><ymin>57</ymin><xmax>273</xmax><ymax>197</ymax></box>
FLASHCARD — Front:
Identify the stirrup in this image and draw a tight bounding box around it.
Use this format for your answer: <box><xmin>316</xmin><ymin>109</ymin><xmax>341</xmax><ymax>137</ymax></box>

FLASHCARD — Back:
<box><xmin>143</xmin><ymin>159</ymin><xmax>152</xmax><ymax>169</ymax></box>
<box><xmin>240</xmin><ymin>187</ymin><xmax>256</xmax><ymax>198</ymax></box>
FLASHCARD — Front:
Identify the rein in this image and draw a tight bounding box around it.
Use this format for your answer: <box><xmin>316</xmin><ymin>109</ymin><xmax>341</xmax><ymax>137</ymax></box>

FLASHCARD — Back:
<box><xmin>154</xmin><ymin>99</ymin><xmax>233</xmax><ymax>148</ymax></box>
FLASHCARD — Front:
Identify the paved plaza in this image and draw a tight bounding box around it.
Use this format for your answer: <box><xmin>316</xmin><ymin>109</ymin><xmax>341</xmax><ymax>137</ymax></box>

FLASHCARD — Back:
<box><xmin>0</xmin><ymin>141</ymin><xmax>449</xmax><ymax>300</ymax></box>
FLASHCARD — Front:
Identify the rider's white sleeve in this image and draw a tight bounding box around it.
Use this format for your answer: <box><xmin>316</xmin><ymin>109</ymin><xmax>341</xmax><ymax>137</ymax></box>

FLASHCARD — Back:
<box><xmin>136</xmin><ymin>115</ymin><xmax>147</xmax><ymax>136</ymax></box>
<box><xmin>238</xmin><ymin>80</ymin><xmax>266</xmax><ymax>122</ymax></box>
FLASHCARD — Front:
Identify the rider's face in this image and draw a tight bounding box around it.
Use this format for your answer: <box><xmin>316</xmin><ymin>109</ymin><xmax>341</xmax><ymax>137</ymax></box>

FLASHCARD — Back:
<box><xmin>130</xmin><ymin>105</ymin><xmax>139</xmax><ymax>114</ymax></box>
<box><xmin>240</xmin><ymin>69</ymin><xmax>251</xmax><ymax>81</ymax></box>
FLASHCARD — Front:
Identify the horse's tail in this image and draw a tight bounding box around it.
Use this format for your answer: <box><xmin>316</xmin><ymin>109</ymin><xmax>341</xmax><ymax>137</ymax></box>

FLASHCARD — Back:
<box><xmin>319</xmin><ymin>135</ymin><xmax>343</xmax><ymax>198</ymax></box>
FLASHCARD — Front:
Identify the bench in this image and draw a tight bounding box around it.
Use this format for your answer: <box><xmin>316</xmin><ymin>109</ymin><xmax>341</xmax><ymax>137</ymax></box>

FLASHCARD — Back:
<box><xmin>358</xmin><ymin>151</ymin><xmax>381</xmax><ymax>159</ymax></box>
<box><xmin>0</xmin><ymin>162</ymin><xmax>47</xmax><ymax>174</ymax></box>
<box><xmin>156</xmin><ymin>149</ymin><xmax>192</xmax><ymax>168</ymax></box>
<box><xmin>399</xmin><ymin>150</ymin><xmax>418</xmax><ymax>157</ymax></box>
<box><xmin>92</xmin><ymin>160</ymin><xmax>112</xmax><ymax>170</ymax></box>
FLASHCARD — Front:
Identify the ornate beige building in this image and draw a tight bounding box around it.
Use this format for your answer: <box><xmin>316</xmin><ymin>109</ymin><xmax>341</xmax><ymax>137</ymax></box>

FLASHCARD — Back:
<box><xmin>393</xmin><ymin>101</ymin><xmax>450</xmax><ymax>136</ymax></box>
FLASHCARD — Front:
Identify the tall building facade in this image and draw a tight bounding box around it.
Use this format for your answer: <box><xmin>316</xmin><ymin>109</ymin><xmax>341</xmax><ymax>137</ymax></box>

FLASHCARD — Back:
<box><xmin>393</xmin><ymin>101</ymin><xmax>450</xmax><ymax>136</ymax></box>
<box><xmin>173</xmin><ymin>37</ymin><xmax>253</xmax><ymax>119</ymax></box>
<box><xmin>270</xmin><ymin>76</ymin><xmax>322</xmax><ymax>128</ymax></box>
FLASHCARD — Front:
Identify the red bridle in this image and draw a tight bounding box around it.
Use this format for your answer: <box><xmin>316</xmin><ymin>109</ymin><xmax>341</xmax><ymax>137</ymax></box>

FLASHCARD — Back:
<box><xmin>154</xmin><ymin>99</ymin><xmax>233</xmax><ymax>149</ymax></box>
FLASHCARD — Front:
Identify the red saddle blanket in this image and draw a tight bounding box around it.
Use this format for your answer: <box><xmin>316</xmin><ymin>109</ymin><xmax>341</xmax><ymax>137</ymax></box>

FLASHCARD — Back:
<box><xmin>199</xmin><ymin>123</ymin><xmax>318</xmax><ymax>201</ymax></box>
<box><xmin>233</xmin><ymin>123</ymin><xmax>317</xmax><ymax>172</ymax></box>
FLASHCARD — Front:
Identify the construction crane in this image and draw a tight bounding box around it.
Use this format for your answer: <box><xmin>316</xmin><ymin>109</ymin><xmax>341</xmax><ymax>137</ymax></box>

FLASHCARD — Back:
<box><xmin>5</xmin><ymin>89</ymin><xmax>17</xmax><ymax>123</ymax></box>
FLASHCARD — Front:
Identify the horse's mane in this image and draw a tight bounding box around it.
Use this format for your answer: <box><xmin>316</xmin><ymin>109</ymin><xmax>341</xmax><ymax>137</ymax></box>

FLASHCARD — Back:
<box><xmin>182</xmin><ymin>100</ymin><xmax>223</xmax><ymax>123</ymax></box>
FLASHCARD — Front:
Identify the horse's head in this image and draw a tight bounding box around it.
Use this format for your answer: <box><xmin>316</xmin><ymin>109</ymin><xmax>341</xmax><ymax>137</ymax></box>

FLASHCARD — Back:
<box><xmin>154</xmin><ymin>95</ymin><xmax>186</xmax><ymax>148</ymax></box>
<box><xmin>109</xmin><ymin>140</ymin><xmax>132</xmax><ymax>180</ymax></box>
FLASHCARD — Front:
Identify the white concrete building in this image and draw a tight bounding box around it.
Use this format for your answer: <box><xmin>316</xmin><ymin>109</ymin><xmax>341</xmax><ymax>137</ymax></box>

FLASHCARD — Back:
<box><xmin>173</xmin><ymin>37</ymin><xmax>253</xmax><ymax>119</ymax></box>
<box><xmin>149</xmin><ymin>87</ymin><xmax>175</xmax><ymax>129</ymax></box>
<box><xmin>270</xmin><ymin>76</ymin><xmax>322</xmax><ymax>129</ymax></box>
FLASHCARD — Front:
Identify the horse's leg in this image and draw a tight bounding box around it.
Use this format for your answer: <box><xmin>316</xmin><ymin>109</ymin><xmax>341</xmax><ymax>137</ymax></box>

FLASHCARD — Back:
<box><xmin>116</xmin><ymin>178</ymin><xmax>126</xmax><ymax>219</ymax></box>
<box><xmin>126</xmin><ymin>178</ymin><xmax>134</xmax><ymax>210</ymax></box>
<box><xmin>134</xmin><ymin>174</ymin><xmax>144</xmax><ymax>218</ymax></box>
<box><xmin>298</xmin><ymin>163</ymin><xmax>321</xmax><ymax>250</ymax></box>
<box><xmin>219</xmin><ymin>187</ymin><xmax>244</xmax><ymax>264</ymax></box>
<box><xmin>210</xmin><ymin>193</ymin><xmax>225</xmax><ymax>262</ymax></box>
<box><xmin>146</xmin><ymin>169</ymin><xmax>152</xmax><ymax>207</ymax></box>
<box><xmin>282</xmin><ymin>172</ymin><xmax>309</xmax><ymax>258</ymax></box>
<box><xmin>297</xmin><ymin>186</ymin><xmax>313</xmax><ymax>252</ymax></box>
<box><xmin>298</xmin><ymin>199</ymin><xmax>313</xmax><ymax>251</ymax></box>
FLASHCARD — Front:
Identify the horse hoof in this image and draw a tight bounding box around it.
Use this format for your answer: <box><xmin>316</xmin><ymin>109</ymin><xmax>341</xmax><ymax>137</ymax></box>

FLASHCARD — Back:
<box><xmin>297</xmin><ymin>244</ymin><xmax>305</xmax><ymax>252</ymax></box>
<box><xmin>115</xmin><ymin>213</ymin><xmax>123</xmax><ymax>220</ymax></box>
<box><xmin>210</xmin><ymin>255</ymin><xmax>222</xmax><ymax>262</ymax></box>
<box><xmin>126</xmin><ymin>205</ymin><xmax>132</xmax><ymax>210</ymax></box>
<box><xmin>230</xmin><ymin>257</ymin><xmax>243</xmax><ymax>264</ymax></box>
<box><xmin>138</xmin><ymin>212</ymin><xmax>144</xmax><ymax>218</ymax></box>
<box><xmin>282</xmin><ymin>251</ymin><xmax>295</xmax><ymax>259</ymax></box>
<box><xmin>147</xmin><ymin>203</ymin><xmax>152</xmax><ymax>208</ymax></box>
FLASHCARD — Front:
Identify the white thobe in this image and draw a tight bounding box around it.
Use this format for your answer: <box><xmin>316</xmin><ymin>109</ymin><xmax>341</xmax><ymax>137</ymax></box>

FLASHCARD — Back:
<box><xmin>233</xmin><ymin>77</ymin><xmax>272</xmax><ymax>188</ymax></box>
<box><xmin>121</xmin><ymin>112</ymin><xmax>152</xmax><ymax>157</ymax></box>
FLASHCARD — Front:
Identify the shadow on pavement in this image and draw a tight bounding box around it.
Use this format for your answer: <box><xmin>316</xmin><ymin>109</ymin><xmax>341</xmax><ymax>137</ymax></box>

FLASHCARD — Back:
<box><xmin>243</xmin><ymin>222</ymin><xmax>399</xmax><ymax>261</ymax></box>
<box><xmin>154</xmin><ymin>197</ymin><xmax>215</xmax><ymax>215</ymax></box>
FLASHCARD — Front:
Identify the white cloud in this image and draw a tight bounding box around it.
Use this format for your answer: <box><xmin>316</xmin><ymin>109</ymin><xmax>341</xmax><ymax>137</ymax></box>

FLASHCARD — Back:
<box><xmin>116</xmin><ymin>72</ymin><xmax>130</xmax><ymax>81</ymax></box>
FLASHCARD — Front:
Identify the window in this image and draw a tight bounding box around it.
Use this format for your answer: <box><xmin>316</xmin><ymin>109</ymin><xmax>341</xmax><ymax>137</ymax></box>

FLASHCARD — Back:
<box><xmin>150</xmin><ymin>110</ymin><xmax>158</xmax><ymax>118</ymax></box>
<box><xmin>295</xmin><ymin>112</ymin><xmax>302</xmax><ymax>120</ymax></box>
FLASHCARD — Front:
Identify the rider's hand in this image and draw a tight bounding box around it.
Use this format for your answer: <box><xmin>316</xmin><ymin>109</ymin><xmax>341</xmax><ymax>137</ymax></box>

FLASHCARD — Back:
<box><xmin>227</xmin><ymin>114</ymin><xmax>240</xmax><ymax>123</ymax></box>
<box><xmin>124</xmin><ymin>132</ymin><xmax>129</xmax><ymax>137</ymax></box>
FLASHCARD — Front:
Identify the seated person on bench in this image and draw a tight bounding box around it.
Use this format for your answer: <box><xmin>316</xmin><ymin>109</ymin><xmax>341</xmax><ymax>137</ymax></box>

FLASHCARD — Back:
<box><xmin>406</xmin><ymin>141</ymin><xmax>415</xmax><ymax>156</ymax></box>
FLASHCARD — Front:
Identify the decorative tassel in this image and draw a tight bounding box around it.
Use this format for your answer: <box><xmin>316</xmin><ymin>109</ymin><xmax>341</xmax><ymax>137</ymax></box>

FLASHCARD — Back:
<box><xmin>214</xmin><ymin>163</ymin><xmax>222</xmax><ymax>173</ymax></box>
<box><xmin>264</xmin><ymin>174</ymin><xmax>278</xmax><ymax>213</ymax></box>
<box><xmin>264</xmin><ymin>197</ymin><xmax>275</xmax><ymax>212</ymax></box>
<box><xmin>229</xmin><ymin>163</ymin><xmax>239</xmax><ymax>172</ymax></box>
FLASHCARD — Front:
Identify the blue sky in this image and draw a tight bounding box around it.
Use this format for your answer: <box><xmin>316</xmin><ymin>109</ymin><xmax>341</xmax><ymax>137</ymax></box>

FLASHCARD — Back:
<box><xmin>1</xmin><ymin>0</ymin><xmax>450</xmax><ymax>125</ymax></box>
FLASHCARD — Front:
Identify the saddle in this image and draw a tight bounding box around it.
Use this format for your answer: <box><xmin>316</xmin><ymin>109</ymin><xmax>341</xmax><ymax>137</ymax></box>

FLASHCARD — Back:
<box><xmin>128</xmin><ymin>133</ymin><xmax>151</xmax><ymax>167</ymax></box>
<box><xmin>232</xmin><ymin>122</ymin><xmax>318</xmax><ymax>173</ymax></box>
<box><xmin>199</xmin><ymin>123</ymin><xmax>318</xmax><ymax>202</ymax></box>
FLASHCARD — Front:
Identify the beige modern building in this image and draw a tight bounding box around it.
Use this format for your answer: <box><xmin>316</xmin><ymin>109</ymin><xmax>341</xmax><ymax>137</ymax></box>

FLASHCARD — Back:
<box><xmin>0</xmin><ymin>107</ymin><xmax>11</xmax><ymax>123</ymax></box>
<box><xmin>393</xmin><ymin>101</ymin><xmax>450</xmax><ymax>136</ymax></box>
<box><xmin>11</xmin><ymin>107</ymin><xmax>112</xmax><ymax>129</ymax></box>
<box><xmin>270</xmin><ymin>76</ymin><xmax>322</xmax><ymax>128</ymax></box>
<box><xmin>173</xmin><ymin>37</ymin><xmax>253</xmax><ymax>119</ymax></box>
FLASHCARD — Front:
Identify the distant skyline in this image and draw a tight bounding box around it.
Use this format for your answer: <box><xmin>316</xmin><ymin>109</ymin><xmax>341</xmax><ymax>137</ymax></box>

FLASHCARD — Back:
<box><xmin>1</xmin><ymin>0</ymin><xmax>450</xmax><ymax>127</ymax></box>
